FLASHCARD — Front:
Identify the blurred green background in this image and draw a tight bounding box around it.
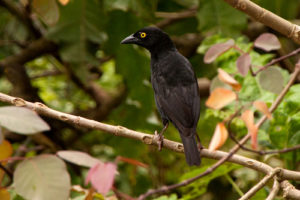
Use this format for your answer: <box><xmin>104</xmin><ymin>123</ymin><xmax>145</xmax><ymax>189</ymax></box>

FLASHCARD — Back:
<box><xmin>1</xmin><ymin>0</ymin><xmax>300</xmax><ymax>199</ymax></box>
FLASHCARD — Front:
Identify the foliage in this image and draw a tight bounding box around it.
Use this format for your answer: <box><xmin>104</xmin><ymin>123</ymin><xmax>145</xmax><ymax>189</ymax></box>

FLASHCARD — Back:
<box><xmin>0</xmin><ymin>0</ymin><xmax>300</xmax><ymax>200</ymax></box>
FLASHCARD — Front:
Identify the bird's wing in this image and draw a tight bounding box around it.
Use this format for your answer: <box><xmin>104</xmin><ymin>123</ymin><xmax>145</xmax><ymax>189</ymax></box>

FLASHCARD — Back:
<box><xmin>153</xmin><ymin>79</ymin><xmax>200</xmax><ymax>136</ymax></box>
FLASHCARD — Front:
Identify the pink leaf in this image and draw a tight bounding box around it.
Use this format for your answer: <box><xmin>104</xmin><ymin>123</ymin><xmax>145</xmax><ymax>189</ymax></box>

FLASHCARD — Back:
<box><xmin>254</xmin><ymin>33</ymin><xmax>281</xmax><ymax>52</ymax></box>
<box><xmin>85</xmin><ymin>162</ymin><xmax>117</xmax><ymax>195</ymax></box>
<box><xmin>236</xmin><ymin>53</ymin><xmax>251</xmax><ymax>76</ymax></box>
<box><xmin>204</xmin><ymin>39</ymin><xmax>235</xmax><ymax>64</ymax></box>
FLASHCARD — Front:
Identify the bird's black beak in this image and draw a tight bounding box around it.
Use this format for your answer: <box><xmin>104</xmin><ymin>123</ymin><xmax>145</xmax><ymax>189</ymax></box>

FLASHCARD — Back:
<box><xmin>121</xmin><ymin>34</ymin><xmax>139</xmax><ymax>44</ymax></box>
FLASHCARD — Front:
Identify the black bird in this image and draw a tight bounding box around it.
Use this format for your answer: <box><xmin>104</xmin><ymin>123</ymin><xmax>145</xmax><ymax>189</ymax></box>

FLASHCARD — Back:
<box><xmin>121</xmin><ymin>27</ymin><xmax>201</xmax><ymax>166</ymax></box>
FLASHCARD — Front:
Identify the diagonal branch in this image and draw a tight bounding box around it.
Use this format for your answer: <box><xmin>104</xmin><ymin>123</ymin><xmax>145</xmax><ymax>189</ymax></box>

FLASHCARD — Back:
<box><xmin>239</xmin><ymin>168</ymin><xmax>281</xmax><ymax>200</ymax></box>
<box><xmin>253</xmin><ymin>47</ymin><xmax>300</xmax><ymax>76</ymax></box>
<box><xmin>138</xmin><ymin>62</ymin><xmax>300</xmax><ymax>199</ymax></box>
<box><xmin>0</xmin><ymin>0</ymin><xmax>41</xmax><ymax>37</ymax></box>
<box><xmin>266</xmin><ymin>177</ymin><xmax>280</xmax><ymax>200</ymax></box>
<box><xmin>155</xmin><ymin>6</ymin><xmax>197</xmax><ymax>29</ymax></box>
<box><xmin>1</xmin><ymin>91</ymin><xmax>300</xmax><ymax>198</ymax></box>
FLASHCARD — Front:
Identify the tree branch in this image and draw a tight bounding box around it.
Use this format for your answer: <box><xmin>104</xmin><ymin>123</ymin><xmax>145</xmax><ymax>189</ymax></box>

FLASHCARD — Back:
<box><xmin>223</xmin><ymin>0</ymin><xmax>300</xmax><ymax>44</ymax></box>
<box><xmin>0</xmin><ymin>92</ymin><xmax>300</xmax><ymax>197</ymax></box>
<box><xmin>266</xmin><ymin>177</ymin><xmax>280</xmax><ymax>200</ymax></box>
<box><xmin>239</xmin><ymin>168</ymin><xmax>281</xmax><ymax>200</ymax></box>
<box><xmin>155</xmin><ymin>6</ymin><xmax>197</xmax><ymax>29</ymax></box>
<box><xmin>281</xmin><ymin>180</ymin><xmax>300</xmax><ymax>200</ymax></box>
<box><xmin>0</xmin><ymin>162</ymin><xmax>13</xmax><ymax>186</ymax></box>
<box><xmin>138</xmin><ymin>61</ymin><xmax>300</xmax><ymax>199</ymax></box>
<box><xmin>0</xmin><ymin>0</ymin><xmax>41</xmax><ymax>37</ymax></box>
<box><xmin>253</xmin><ymin>47</ymin><xmax>300</xmax><ymax>75</ymax></box>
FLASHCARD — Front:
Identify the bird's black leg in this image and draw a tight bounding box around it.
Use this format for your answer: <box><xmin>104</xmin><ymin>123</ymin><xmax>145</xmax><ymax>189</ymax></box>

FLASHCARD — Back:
<box><xmin>155</xmin><ymin>122</ymin><xmax>169</xmax><ymax>151</ymax></box>
<box><xmin>196</xmin><ymin>133</ymin><xmax>204</xmax><ymax>151</ymax></box>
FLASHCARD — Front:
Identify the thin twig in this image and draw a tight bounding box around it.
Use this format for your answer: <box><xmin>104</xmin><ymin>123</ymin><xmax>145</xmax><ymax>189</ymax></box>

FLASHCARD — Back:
<box><xmin>138</xmin><ymin>63</ymin><xmax>300</xmax><ymax>199</ymax></box>
<box><xmin>112</xmin><ymin>187</ymin><xmax>136</xmax><ymax>200</ymax></box>
<box><xmin>239</xmin><ymin>168</ymin><xmax>281</xmax><ymax>200</ymax></box>
<box><xmin>0</xmin><ymin>63</ymin><xmax>299</xmax><ymax>198</ymax></box>
<box><xmin>225</xmin><ymin>174</ymin><xmax>244</xmax><ymax>197</ymax></box>
<box><xmin>31</xmin><ymin>70</ymin><xmax>62</xmax><ymax>79</ymax></box>
<box><xmin>253</xmin><ymin>47</ymin><xmax>300</xmax><ymax>75</ymax></box>
<box><xmin>0</xmin><ymin>163</ymin><xmax>13</xmax><ymax>185</ymax></box>
<box><xmin>266</xmin><ymin>177</ymin><xmax>280</xmax><ymax>200</ymax></box>
<box><xmin>155</xmin><ymin>6</ymin><xmax>197</xmax><ymax>29</ymax></box>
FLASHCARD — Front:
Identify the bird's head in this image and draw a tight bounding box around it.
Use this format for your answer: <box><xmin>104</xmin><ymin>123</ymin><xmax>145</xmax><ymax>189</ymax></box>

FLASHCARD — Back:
<box><xmin>121</xmin><ymin>27</ymin><xmax>174</xmax><ymax>52</ymax></box>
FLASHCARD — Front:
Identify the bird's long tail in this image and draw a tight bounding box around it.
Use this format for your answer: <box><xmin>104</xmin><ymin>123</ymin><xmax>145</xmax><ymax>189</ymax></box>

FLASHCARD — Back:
<box><xmin>180</xmin><ymin>134</ymin><xmax>201</xmax><ymax>166</ymax></box>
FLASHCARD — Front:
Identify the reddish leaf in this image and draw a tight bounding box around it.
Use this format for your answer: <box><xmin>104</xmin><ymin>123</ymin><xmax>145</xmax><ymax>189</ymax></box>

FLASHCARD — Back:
<box><xmin>241</xmin><ymin>110</ymin><xmax>258</xmax><ymax>149</ymax></box>
<box><xmin>117</xmin><ymin>156</ymin><xmax>148</xmax><ymax>168</ymax></box>
<box><xmin>204</xmin><ymin>39</ymin><xmax>235</xmax><ymax>64</ymax></box>
<box><xmin>254</xmin><ymin>33</ymin><xmax>281</xmax><ymax>52</ymax></box>
<box><xmin>206</xmin><ymin>88</ymin><xmax>237</xmax><ymax>110</ymax></box>
<box><xmin>253</xmin><ymin>101</ymin><xmax>272</xmax><ymax>119</ymax></box>
<box><xmin>217</xmin><ymin>69</ymin><xmax>241</xmax><ymax>91</ymax></box>
<box><xmin>209</xmin><ymin>123</ymin><xmax>228</xmax><ymax>151</ymax></box>
<box><xmin>85</xmin><ymin>162</ymin><xmax>117</xmax><ymax>195</ymax></box>
<box><xmin>236</xmin><ymin>53</ymin><xmax>251</xmax><ymax>76</ymax></box>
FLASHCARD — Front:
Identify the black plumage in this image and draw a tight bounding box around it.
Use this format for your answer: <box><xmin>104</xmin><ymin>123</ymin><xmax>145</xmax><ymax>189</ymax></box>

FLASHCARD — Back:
<box><xmin>121</xmin><ymin>27</ymin><xmax>201</xmax><ymax>166</ymax></box>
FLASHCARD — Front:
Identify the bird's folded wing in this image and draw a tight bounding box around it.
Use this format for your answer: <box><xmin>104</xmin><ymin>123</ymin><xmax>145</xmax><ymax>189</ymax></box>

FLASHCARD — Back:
<box><xmin>155</xmin><ymin>82</ymin><xmax>200</xmax><ymax>135</ymax></box>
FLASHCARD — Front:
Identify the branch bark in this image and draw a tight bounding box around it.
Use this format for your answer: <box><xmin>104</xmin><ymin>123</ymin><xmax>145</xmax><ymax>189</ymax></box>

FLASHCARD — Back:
<box><xmin>266</xmin><ymin>177</ymin><xmax>280</xmax><ymax>200</ymax></box>
<box><xmin>0</xmin><ymin>92</ymin><xmax>300</xmax><ymax>198</ymax></box>
<box><xmin>239</xmin><ymin>168</ymin><xmax>281</xmax><ymax>200</ymax></box>
<box><xmin>223</xmin><ymin>0</ymin><xmax>300</xmax><ymax>44</ymax></box>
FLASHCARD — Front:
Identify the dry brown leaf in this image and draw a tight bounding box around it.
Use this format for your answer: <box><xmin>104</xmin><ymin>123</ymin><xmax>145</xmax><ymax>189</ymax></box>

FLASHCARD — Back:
<box><xmin>206</xmin><ymin>88</ymin><xmax>237</xmax><ymax>110</ymax></box>
<box><xmin>241</xmin><ymin>110</ymin><xmax>258</xmax><ymax>149</ymax></box>
<box><xmin>253</xmin><ymin>101</ymin><xmax>272</xmax><ymax>119</ymax></box>
<box><xmin>208</xmin><ymin>122</ymin><xmax>228</xmax><ymax>151</ymax></box>
<box><xmin>58</xmin><ymin>0</ymin><xmax>70</xmax><ymax>5</ymax></box>
<box><xmin>218</xmin><ymin>68</ymin><xmax>241</xmax><ymax>91</ymax></box>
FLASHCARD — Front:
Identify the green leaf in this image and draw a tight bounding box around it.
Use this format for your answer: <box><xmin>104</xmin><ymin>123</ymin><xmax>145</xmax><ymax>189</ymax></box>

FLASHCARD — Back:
<box><xmin>153</xmin><ymin>194</ymin><xmax>178</xmax><ymax>200</ymax></box>
<box><xmin>253</xmin><ymin>0</ymin><xmax>300</xmax><ymax>19</ymax></box>
<box><xmin>47</xmin><ymin>0</ymin><xmax>106</xmax><ymax>63</ymax></box>
<box><xmin>282</xmin><ymin>84</ymin><xmax>300</xmax><ymax>115</ymax></box>
<box><xmin>13</xmin><ymin>155</ymin><xmax>71</xmax><ymax>200</ymax></box>
<box><xmin>250</xmin><ymin>188</ymin><xmax>267</xmax><ymax>200</ymax></box>
<box><xmin>104</xmin><ymin>0</ymin><xmax>157</xmax><ymax>20</ymax></box>
<box><xmin>269</xmin><ymin>111</ymin><xmax>289</xmax><ymax>149</ymax></box>
<box><xmin>0</xmin><ymin>106</ymin><xmax>50</xmax><ymax>135</ymax></box>
<box><xmin>179</xmin><ymin>163</ymin><xmax>240</xmax><ymax>199</ymax></box>
<box><xmin>258</xmin><ymin>66</ymin><xmax>284</xmax><ymax>94</ymax></box>
<box><xmin>32</xmin><ymin>0</ymin><xmax>59</xmax><ymax>26</ymax></box>
<box><xmin>197</xmin><ymin>0</ymin><xmax>247</xmax><ymax>35</ymax></box>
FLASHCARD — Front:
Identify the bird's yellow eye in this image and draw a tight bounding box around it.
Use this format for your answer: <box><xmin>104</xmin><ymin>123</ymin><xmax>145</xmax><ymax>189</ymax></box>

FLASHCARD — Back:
<box><xmin>140</xmin><ymin>32</ymin><xmax>146</xmax><ymax>38</ymax></box>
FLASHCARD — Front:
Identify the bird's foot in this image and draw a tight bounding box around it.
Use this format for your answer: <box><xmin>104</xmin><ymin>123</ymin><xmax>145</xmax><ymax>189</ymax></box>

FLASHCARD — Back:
<box><xmin>198</xmin><ymin>143</ymin><xmax>204</xmax><ymax>151</ymax></box>
<box><xmin>154</xmin><ymin>130</ymin><xmax>164</xmax><ymax>151</ymax></box>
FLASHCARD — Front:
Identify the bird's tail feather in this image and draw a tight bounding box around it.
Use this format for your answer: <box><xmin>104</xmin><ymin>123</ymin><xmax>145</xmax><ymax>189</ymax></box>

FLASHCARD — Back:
<box><xmin>180</xmin><ymin>134</ymin><xmax>201</xmax><ymax>166</ymax></box>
